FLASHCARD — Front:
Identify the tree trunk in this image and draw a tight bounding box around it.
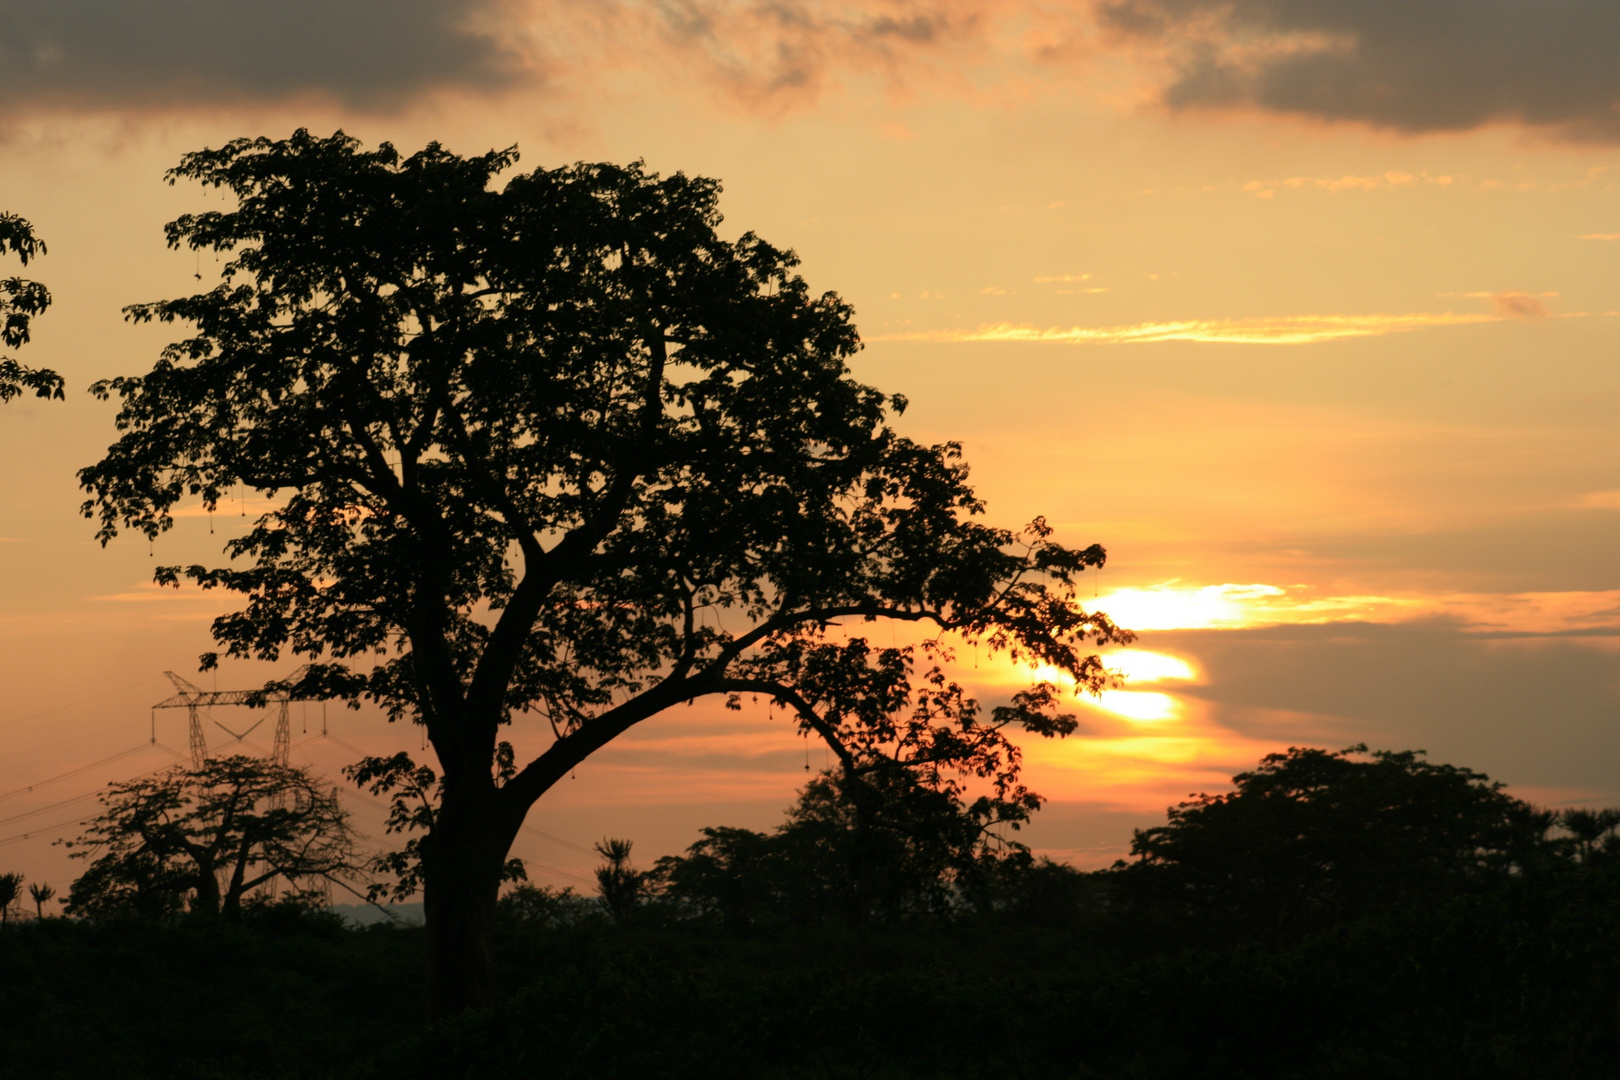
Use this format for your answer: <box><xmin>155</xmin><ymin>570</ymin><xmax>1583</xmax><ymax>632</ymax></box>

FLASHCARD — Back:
<box><xmin>192</xmin><ymin>857</ymin><xmax>222</xmax><ymax>917</ymax></box>
<box><xmin>422</xmin><ymin>784</ymin><xmax>515</xmax><ymax>1018</ymax></box>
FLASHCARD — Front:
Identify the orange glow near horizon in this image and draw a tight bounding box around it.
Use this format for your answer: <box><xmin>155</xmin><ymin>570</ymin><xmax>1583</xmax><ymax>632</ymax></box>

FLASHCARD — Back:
<box><xmin>6</xmin><ymin>12</ymin><xmax>1620</xmax><ymax>890</ymax></box>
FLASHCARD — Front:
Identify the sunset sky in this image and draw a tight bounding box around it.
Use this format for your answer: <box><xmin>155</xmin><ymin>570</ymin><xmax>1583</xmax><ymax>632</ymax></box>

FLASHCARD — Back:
<box><xmin>3</xmin><ymin>0</ymin><xmax>1619</xmax><ymax>892</ymax></box>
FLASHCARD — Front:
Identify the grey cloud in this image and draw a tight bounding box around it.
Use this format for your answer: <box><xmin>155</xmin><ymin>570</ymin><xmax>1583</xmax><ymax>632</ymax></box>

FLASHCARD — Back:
<box><xmin>1101</xmin><ymin>0</ymin><xmax>1620</xmax><ymax>141</ymax></box>
<box><xmin>647</xmin><ymin>1</ymin><xmax>975</xmax><ymax>106</ymax></box>
<box><xmin>1147</xmin><ymin>621</ymin><xmax>1620</xmax><ymax>795</ymax></box>
<box><xmin>1488</xmin><ymin>292</ymin><xmax>1550</xmax><ymax>319</ymax></box>
<box><xmin>0</xmin><ymin>0</ymin><xmax>521</xmax><ymax>112</ymax></box>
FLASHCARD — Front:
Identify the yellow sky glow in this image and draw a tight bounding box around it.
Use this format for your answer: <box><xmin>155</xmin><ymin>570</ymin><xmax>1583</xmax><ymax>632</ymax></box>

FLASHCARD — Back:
<box><xmin>1089</xmin><ymin>689</ymin><xmax>1179</xmax><ymax>722</ymax></box>
<box><xmin>6</xmin><ymin>6</ymin><xmax>1620</xmax><ymax>884</ymax></box>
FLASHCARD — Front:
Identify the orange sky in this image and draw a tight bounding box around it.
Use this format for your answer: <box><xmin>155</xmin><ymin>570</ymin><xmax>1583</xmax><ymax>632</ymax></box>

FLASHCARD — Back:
<box><xmin>3</xmin><ymin>0</ymin><xmax>1620</xmax><ymax>890</ymax></box>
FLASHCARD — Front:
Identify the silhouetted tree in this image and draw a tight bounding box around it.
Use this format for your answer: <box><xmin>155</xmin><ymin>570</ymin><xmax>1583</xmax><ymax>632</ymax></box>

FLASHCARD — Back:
<box><xmin>652</xmin><ymin>766</ymin><xmax>1038</xmax><ymax>928</ymax></box>
<box><xmin>78</xmin><ymin>130</ymin><xmax>1127</xmax><ymax>1014</ymax></box>
<box><xmin>1559</xmin><ymin>807</ymin><xmax>1620</xmax><ymax>865</ymax></box>
<box><xmin>62</xmin><ymin>755</ymin><xmax>362</xmax><ymax>920</ymax></box>
<box><xmin>0</xmin><ymin>213</ymin><xmax>61</xmax><ymax>405</ymax></box>
<box><xmin>1118</xmin><ymin>744</ymin><xmax>1552</xmax><ymax>946</ymax></box>
<box><xmin>27</xmin><ymin>881</ymin><xmax>54</xmax><ymax>918</ymax></box>
<box><xmin>593</xmin><ymin>838</ymin><xmax>646</xmax><ymax>925</ymax></box>
<box><xmin>0</xmin><ymin>872</ymin><xmax>21</xmax><ymax>923</ymax></box>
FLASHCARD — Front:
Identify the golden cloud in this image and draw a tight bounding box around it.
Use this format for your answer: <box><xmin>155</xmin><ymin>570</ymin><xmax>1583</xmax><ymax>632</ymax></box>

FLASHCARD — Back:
<box><xmin>874</xmin><ymin>311</ymin><xmax>1501</xmax><ymax>346</ymax></box>
<box><xmin>1242</xmin><ymin>171</ymin><xmax>1456</xmax><ymax>197</ymax></box>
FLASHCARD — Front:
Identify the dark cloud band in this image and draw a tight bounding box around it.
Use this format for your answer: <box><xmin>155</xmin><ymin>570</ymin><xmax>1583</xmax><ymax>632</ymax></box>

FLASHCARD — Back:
<box><xmin>1151</xmin><ymin>620</ymin><xmax>1620</xmax><ymax>792</ymax></box>
<box><xmin>0</xmin><ymin>0</ymin><xmax>519</xmax><ymax>112</ymax></box>
<box><xmin>1101</xmin><ymin>0</ymin><xmax>1620</xmax><ymax>141</ymax></box>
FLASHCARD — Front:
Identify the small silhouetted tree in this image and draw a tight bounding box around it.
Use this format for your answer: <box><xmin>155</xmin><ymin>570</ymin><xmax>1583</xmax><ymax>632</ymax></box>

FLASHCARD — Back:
<box><xmin>593</xmin><ymin>838</ymin><xmax>645</xmax><ymax>925</ymax></box>
<box><xmin>28</xmin><ymin>881</ymin><xmax>55</xmax><ymax>918</ymax></box>
<box><xmin>0</xmin><ymin>872</ymin><xmax>22</xmax><ymax>923</ymax></box>
<box><xmin>78</xmin><ymin>131</ymin><xmax>1127</xmax><ymax>1013</ymax></box>
<box><xmin>653</xmin><ymin>765</ymin><xmax>1039</xmax><ymax>928</ymax></box>
<box><xmin>0</xmin><ymin>213</ymin><xmax>61</xmax><ymax>405</ymax></box>
<box><xmin>63</xmin><ymin>755</ymin><xmax>363</xmax><ymax>919</ymax></box>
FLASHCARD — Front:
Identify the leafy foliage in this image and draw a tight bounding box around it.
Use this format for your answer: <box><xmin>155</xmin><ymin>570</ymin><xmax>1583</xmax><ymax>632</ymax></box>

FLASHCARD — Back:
<box><xmin>0</xmin><ymin>212</ymin><xmax>61</xmax><ymax>405</ymax></box>
<box><xmin>75</xmin><ymin>130</ymin><xmax>1127</xmax><ymax>1009</ymax></box>
<box><xmin>0</xmin><ymin>871</ymin><xmax>22</xmax><ymax>923</ymax></box>
<box><xmin>345</xmin><ymin>752</ymin><xmax>528</xmax><ymax>902</ymax></box>
<box><xmin>62</xmin><ymin>755</ymin><xmax>364</xmax><ymax>919</ymax></box>
<box><xmin>77</xmin><ymin>129</ymin><xmax>1124</xmax><ymax>804</ymax></box>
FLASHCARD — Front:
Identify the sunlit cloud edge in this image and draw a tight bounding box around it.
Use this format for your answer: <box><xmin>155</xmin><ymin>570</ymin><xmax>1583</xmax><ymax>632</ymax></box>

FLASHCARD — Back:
<box><xmin>872</xmin><ymin>311</ymin><xmax>1613</xmax><ymax>346</ymax></box>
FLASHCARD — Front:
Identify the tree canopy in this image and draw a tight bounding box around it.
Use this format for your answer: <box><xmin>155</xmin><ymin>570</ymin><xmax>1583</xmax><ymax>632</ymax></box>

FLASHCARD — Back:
<box><xmin>0</xmin><ymin>213</ymin><xmax>61</xmax><ymax>404</ymax></box>
<box><xmin>651</xmin><ymin>767</ymin><xmax>1036</xmax><ymax>930</ymax></box>
<box><xmin>77</xmin><ymin>130</ymin><xmax>1127</xmax><ymax>1012</ymax></box>
<box><xmin>62</xmin><ymin>755</ymin><xmax>363</xmax><ymax>920</ymax></box>
<box><xmin>1118</xmin><ymin>744</ymin><xmax>1552</xmax><ymax>946</ymax></box>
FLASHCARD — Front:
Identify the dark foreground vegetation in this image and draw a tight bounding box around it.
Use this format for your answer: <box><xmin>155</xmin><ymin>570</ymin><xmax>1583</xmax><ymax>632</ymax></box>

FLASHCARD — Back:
<box><xmin>5</xmin><ymin>745</ymin><xmax>1620</xmax><ymax>1080</ymax></box>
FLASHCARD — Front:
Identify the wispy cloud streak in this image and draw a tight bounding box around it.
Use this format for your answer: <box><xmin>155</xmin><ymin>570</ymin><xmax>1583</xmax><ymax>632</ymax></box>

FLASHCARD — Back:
<box><xmin>876</xmin><ymin>311</ymin><xmax>1502</xmax><ymax>346</ymax></box>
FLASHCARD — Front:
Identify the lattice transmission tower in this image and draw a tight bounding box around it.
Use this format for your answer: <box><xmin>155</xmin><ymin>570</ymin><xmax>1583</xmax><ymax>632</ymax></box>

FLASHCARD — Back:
<box><xmin>151</xmin><ymin>667</ymin><xmax>321</xmax><ymax>768</ymax></box>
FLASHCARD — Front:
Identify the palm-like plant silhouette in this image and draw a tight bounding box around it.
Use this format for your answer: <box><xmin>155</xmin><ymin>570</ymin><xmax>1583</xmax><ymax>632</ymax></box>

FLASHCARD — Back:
<box><xmin>0</xmin><ymin>872</ymin><xmax>22</xmax><ymax>923</ymax></box>
<box><xmin>28</xmin><ymin>881</ymin><xmax>55</xmax><ymax>918</ymax></box>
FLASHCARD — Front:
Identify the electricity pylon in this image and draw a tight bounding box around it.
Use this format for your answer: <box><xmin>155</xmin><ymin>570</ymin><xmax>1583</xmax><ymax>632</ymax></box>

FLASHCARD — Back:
<box><xmin>151</xmin><ymin>667</ymin><xmax>314</xmax><ymax>767</ymax></box>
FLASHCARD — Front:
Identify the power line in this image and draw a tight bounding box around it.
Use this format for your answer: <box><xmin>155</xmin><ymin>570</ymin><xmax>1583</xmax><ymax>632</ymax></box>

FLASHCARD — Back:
<box><xmin>521</xmin><ymin>824</ymin><xmax>597</xmax><ymax>858</ymax></box>
<box><xmin>0</xmin><ymin>742</ymin><xmax>158</xmax><ymax>803</ymax></box>
<box><xmin>0</xmin><ymin>744</ymin><xmax>187</xmax><ymax>833</ymax></box>
<box><xmin>9</xmin><ymin>721</ymin><xmax>157</xmax><ymax>764</ymax></box>
<box><xmin>0</xmin><ymin>814</ymin><xmax>93</xmax><ymax>847</ymax></box>
<box><xmin>314</xmin><ymin>732</ymin><xmax>598</xmax><ymax>881</ymax></box>
<box><xmin>0</xmin><ymin>789</ymin><xmax>102</xmax><ymax>829</ymax></box>
<box><xmin>0</xmin><ymin>676</ymin><xmax>165</xmax><ymax>731</ymax></box>
<box><xmin>318</xmin><ymin>732</ymin><xmax>598</xmax><ymax>858</ymax></box>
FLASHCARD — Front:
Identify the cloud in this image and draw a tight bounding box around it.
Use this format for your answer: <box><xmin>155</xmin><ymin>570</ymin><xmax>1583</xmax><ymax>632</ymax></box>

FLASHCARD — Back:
<box><xmin>0</xmin><ymin>0</ymin><xmax>523</xmax><ymax>113</ymax></box>
<box><xmin>637</xmin><ymin>0</ymin><xmax>990</xmax><ymax>110</ymax></box>
<box><xmin>1576</xmin><ymin>491</ymin><xmax>1620</xmax><ymax>510</ymax></box>
<box><xmin>1100</xmin><ymin>0</ymin><xmax>1620</xmax><ymax>141</ymax></box>
<box><xmin>1482</xmin><ymin>291</ymin><xmax>1551</xmax><ymax>319</ymax></box>
<box><xmin>1147</xmin><ymin>620</ymin><xmax>1620</xmax><ymax>794</ymax></box>
<box><xmin>876</xmin><ymin>310</ymin><xmax>1502</xmax><ymax>345</ymax></box>
<box><xmin>995</xmin><ymin>579</ymin><xmax>1620</xmax><ymax>637</ymax></box>
<box><xmin>1242</xmin><ymin>172</ymin><xmax>1455</xmax><ymax>197</ymax></box>
<box><xmin>1091</xmin><ymin>582</ymin><xmax>1415</xmax><ymax>631</ymax></box>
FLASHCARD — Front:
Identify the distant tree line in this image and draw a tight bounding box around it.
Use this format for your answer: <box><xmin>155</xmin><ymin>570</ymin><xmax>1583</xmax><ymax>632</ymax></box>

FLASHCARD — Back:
<box><xmin>8</xmin><ymin>742</ymin><xmax>1620</xmax><ymax>1078</ymax></box>
<box><xmin>23</xmin><ymin>741</ymin><xmax>1613</xmax><ymax>943</ymax></box>
<box><xmin>487</xmin><ymin>743</ymin><xmax>1620</xmax><ymax>951</ymax></box>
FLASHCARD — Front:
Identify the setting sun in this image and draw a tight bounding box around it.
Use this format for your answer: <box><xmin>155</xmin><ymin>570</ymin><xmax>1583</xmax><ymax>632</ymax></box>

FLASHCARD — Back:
<box><xmin>1089</xmin><ymin>689</ymin><xmax>1180</xmax><ymax>723</ymax></box>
